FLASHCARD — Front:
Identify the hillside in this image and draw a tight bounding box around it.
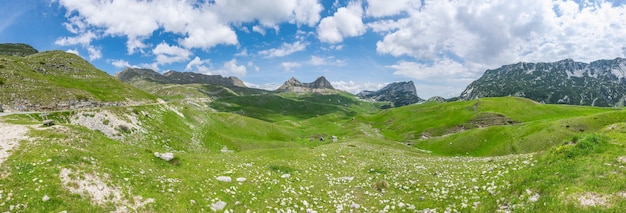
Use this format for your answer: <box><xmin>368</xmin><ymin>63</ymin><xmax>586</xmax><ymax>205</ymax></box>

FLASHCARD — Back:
<box><xmin>2</xmin><ymin>96</ymin><xmax>626</xmax><ymax>212</ymax></box>
<box><xmin>461</xmin><ymin>58</ymin><xmax>626</xmax><ymax>107</ymax></box>
<box><xmin>0</xmin><ymin>51</ymin><xmax>155</xmax><ymax>111</ymax></box>
<box><xmin>0</xmin><ymin>43</ymin><xmax>38</xmax><ymax>56</ymax></box>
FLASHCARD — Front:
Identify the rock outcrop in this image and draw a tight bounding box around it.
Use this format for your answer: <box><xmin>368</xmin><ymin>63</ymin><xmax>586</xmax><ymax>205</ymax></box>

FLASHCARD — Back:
<box><xmin>357</xmin><ymin>81</ymin><xmax>424</xmax><ymax>107</ymax></box>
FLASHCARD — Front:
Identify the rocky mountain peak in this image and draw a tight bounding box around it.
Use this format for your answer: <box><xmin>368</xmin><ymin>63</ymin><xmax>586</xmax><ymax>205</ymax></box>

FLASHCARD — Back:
<box><xmin>276</xmin><ymin>76</ymin><xmax>336</xmax><ymax>93</ymax></box>
<box><xmin>357</xmin><ymin>81</ymin><xmax>423</xmax><ymax>108</ymax></box>
<box><xmin>0</xmin><ymin>43</ymin><xmax>38</xmax><ymax>56</ymax></box>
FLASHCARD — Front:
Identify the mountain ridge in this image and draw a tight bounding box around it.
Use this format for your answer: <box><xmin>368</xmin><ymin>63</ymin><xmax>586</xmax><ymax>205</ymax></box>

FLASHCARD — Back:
<box><xmin>460</xmin><ymin>57</ymin><xmax>626</xmax><ymax>107</ymax></box>
<box><xmin>116</xmin><ymin>68</ymin><xmax>247</xmax><ymax>88</ymax></box>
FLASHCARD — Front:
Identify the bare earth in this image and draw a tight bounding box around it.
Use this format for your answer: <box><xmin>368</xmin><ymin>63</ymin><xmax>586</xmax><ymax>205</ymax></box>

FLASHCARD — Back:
<box><xmin>0</xmin><ymin>122</ymin><xmax>29</xmax><ymax>165</ymax></box>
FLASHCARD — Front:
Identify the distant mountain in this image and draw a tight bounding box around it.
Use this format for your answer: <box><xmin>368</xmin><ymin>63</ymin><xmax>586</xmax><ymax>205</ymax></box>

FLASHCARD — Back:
<box><xmin>276</xmin><ymin>76</ymin><xmax>336</xmax><ymax>93</ymax></box>
<box><xmin>0</xmin><ymin>43</ymin><xmax>38</xmax><ymax>56</ymax></box>
<box><xmin>0</xmin><ymin>50</ymin><xmax>155</xmax><ymax>112</ymax></box>
<box><xmin>460</xmin><ymin>58</ymin><xmax>626</xmax><ymax>107</ymax></box>
<box><xmin>357</xmin><ymin>81</ymin><xmax>424</xmax><ymax>107</ymax></box>
<box><xmin>116</xmin><ymin>68</ymin><xmax>247</xmax><ymax>88</ymax></box>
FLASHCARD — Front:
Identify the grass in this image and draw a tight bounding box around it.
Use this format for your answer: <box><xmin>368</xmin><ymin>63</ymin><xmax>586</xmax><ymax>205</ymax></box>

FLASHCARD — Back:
<box><xmin>0</xmin><ymin>51</ymin><xmax>155</xmax><ymax>109</ymax></box>
<box><xmin>2</xmin><ymin>96</ymin><xmax>626</xmax><ymax>212</ymax></box>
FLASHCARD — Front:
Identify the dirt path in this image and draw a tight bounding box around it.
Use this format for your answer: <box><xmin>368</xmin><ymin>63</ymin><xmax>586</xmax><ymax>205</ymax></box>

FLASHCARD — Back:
<box><xmin>0</xmin><ymin>122</ymin><xmax>29</xmax><ymax>165</ymax></box>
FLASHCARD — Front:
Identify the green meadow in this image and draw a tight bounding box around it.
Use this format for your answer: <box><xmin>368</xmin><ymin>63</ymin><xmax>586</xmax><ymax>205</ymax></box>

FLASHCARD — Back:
<box><xmin>2</xmin><ymin>96</ymin><xmax>626</xmax><ymax>212</ymax></box>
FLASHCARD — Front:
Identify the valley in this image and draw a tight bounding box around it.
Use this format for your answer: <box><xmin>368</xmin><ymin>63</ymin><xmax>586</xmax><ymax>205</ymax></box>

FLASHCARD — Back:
<box><xmin>1</xmin><ymin>44</ymin><xmax>626</xmax><ymax>212</ymax></box>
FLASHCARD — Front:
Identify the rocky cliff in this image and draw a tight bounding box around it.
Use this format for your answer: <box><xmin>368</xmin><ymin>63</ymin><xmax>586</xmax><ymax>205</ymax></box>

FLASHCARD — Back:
<box><xmin>460</xmin><ymin>58</ymin><xmax>626</xmax><ymax>107</ymax></box>
<box><xmin>357</xmin><ymin>81</ymin><xmax>423</xmax><ymax>107</ymax></box>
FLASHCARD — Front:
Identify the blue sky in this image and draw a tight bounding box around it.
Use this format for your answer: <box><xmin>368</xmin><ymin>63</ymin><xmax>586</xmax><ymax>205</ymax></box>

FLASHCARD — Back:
<box><xmin>1</xmin><ymin>0</ymin><xmax>626</xmax><ymax>98</ymax></box>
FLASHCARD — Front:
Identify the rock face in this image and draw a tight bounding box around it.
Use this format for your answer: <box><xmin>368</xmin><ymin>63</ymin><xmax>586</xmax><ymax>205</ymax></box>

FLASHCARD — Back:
<box><xmin>116</xmin><ymin>68</ymin><xmax>247</xmax><ymax>88</ymax></box>
<box><xmin>276</xmin><ymin>76</ymin><xmax>335</xmax><ymax>93</ymax></box>
<box><xmin>427</xmin><ymin>96</ymin><xmax>446</xmax><ymax>103</ymax></box>
<box><xmin>460</xmin><ymin>58</ymin><xmax>626</xmax><ymax>107</ymax></box>
<box><xmin>357</xmin><ymin>81</ymin><xmax>424</xmax><ymax>107</ymax></box>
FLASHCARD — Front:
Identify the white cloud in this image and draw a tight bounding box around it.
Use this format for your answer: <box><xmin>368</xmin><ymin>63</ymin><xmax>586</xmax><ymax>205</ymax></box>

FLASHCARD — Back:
<box><xmin>185</xmin><ymin>57</ymin><xmax>246</xmax><ymax>77</ymax></box>
<box><xmin>252</xmin><ymin>25</ymin><xmax>266</xmax><ymax>35</ymax></box>
<box><xmin>365</xmin><ymin>0</ymin><xmax>414</xmax><ymax>17</ymax></box>
<box><xmin>86</xmin><ymin>46</ymin><xmax>102</xmax><ymax>61</ymax></box>
<box><xmin>245</xmin><ymin>82</ymin><xmax>281</xmax><ymax>91</ymax></box>
<box><xmin>309</xmin><ymin>55</ymin><xmax>346</xmax><ymax>66</ymax></box>
<box><xmin>331</xmin><ymin>80</ymin><xmax>387</xmax><ymax>94</ymax></box>
<box><xmin>66</xmin><ymin>49</ymin><xmax>80</xmax><ymax>56</ymax></box>
<box><xmin>54</xmin><ymin>31</ymin><xmax>97</xmax><ymax>46</ymax></box>
<box><xmin>222</xmin><ymin>59</ymin><xmax>247</xmax><ymax>76</ymax></box>
<box><xmin>153</xmin><ymin>42</ymin><xmax>192</xmax><ymax>65</ymax></box>
<box><xmin>259</xmin><ymin>41</ymin><xmax>308</xmax><ymax>58</ymax></box>
<box><xmin>293</xmin><ymin>0</ymin><xmax>324</xmax><ymax>26</ymax></box>
<box><xmin>281</xmin><ymin>62</ymin><xmax>302</xmax><ymax>71</ymax></box>
<box><xmin>317</xmin><ymin>1</ymin><xmax>366</xmax><ymax>43</ymax></box>
<box><xmin>111</xmin><ymin>59</ymin><xmax>135</xmax><ymax>69</ymax></box>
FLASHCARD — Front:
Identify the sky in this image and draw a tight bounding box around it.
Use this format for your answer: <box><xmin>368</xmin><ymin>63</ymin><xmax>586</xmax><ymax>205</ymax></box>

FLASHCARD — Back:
<box><xmin>1</xmin><ymin>0</ymin><xmax>626</xmax><ymax>98</ymax></box>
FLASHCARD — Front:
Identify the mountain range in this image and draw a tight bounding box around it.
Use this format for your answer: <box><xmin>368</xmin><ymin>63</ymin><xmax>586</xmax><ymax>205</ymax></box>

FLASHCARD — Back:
<box><xmin>461</xmin><ymin>58</ymin><xmax>626</xmax><ymax>107</ymax></box>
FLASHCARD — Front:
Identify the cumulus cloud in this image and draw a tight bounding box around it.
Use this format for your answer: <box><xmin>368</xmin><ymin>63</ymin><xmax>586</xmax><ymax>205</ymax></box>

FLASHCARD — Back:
<box><xmin>54</xmin><ymin>0</ymin><xmax>324</xmax><ymax>54</ymax></box>
<box><xmin>259</xmin><ymin>41</ymin><xmax>308</xmax><ymax>58</ymax></box>
<box><xmin>65</xmin><ymin>49</ymin><xmax>80</xmax><ymax>56</ymax></box>
<box><xmin>153</xmin><ymin>42</ymin><xmax>192</xmax><ymax>65</ymax></box>
<box><xmin>375</xmin><ymin>0</ymin><xmax>626</xmax><ymax>97</ymax></box>
<box><xmin>317</xmin><ymin>1</ymin><xmax>366</xmax><ymax>43</ymax></box>
<box><xmin>281</xmin><ymin>62</ymin><xmax>302</xmax><ymax>71</ymax></box>
<box><xmin>331</xmin><ymin>80</ymin><xmax>386</xmax><ymax>94</ymax></box>
<box><xmin>185</xmin><ymin>57</ymin><xmax>247</xmax><ymax>76</ymax></box>
<box><xmin>309</xmin><ymin>55</ymin><xmax>346</xmax><ymax>66</ymax></box>
<box><xmin>111</xmin><ymin>59</ymin><xmax>135</xmax><ymax>69</ymax></box>
<box><xmin>365</xmin><ymin>0</ymin><xmax>414</xmax><ymax>17</ymax></box>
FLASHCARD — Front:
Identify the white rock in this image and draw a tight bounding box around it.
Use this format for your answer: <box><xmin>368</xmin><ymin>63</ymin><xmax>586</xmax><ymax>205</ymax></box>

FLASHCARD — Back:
<box><xmin>350</xmin><ymin>203</ymin><xmax>360</xmax><ymax>209</ymax></box>
<box><xmin>211</xmin><ymin>201</ymin><xmax>227</xmax><ymax>211</ymax></box>
<box><xmin>154</xmin><ymin>152</ymin><xmax>175</xmax><ymax>161</ymax></box>
<box><xmin>42</xmin><ymin>195</ymin><xmax>50</xmax><ymax>202</ymax></box>
<box><xmin>236</xmin><ymin>177</ymin><xmax>246</xmax><ymax>182</ymax></box>
<box><xmin>281</xmin><ymin>174</ymin><xmax>291</xmax><ymax>178</ymax></box>
<box><xmin>216</xmin><ymin>176</ymin><xmax>232</xmax><ymax>182</ymax></box>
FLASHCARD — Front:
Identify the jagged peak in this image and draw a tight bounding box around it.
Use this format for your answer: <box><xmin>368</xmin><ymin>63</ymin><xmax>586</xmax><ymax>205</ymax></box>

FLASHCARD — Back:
<box><xmin>276</xmin><ymin>76</ymin><xmax>335</xmax><ymax>93</ymax></box>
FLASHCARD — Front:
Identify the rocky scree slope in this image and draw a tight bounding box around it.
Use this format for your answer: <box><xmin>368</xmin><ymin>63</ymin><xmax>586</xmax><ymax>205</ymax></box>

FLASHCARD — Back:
<box><xmin>357</xmin><ymin>81</ymin><xmax>424</xmax><ymax>107</ymax></box>
<box><xmin>0</xmin><ymin>50</ymin><xmax>155</xmax><ymax>112</ymax></box>
<box><xmin>460</xmin><ymin>58</ymin><xmax>626</xmax><ymax>107</ymax></box>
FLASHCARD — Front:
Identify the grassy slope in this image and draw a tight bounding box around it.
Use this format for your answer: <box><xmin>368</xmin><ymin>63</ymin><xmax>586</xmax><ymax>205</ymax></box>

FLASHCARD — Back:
<box><xmin>0</xmin><ymin>51</ymin><xmax>155</xmax><ymax>106</ymax></box>
<box><xmin>362</xmin><ymin>97</ymin><xmax>621</xmax><ymax>156</ymax></box>
<box><xmin>2</xmin><ymin>96</ymin><xmax>626</xmax><ymax>212</ymax></box>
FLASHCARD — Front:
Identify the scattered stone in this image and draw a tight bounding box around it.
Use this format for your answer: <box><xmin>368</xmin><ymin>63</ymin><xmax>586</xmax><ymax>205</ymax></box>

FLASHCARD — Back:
<box><xmin>154</xmin><ymin>152</ymin><xmax>174</xmax><ymax>161</ymax></box>
<box><xmin>236</xmin><ymin>177</ymin><xmax>246</xmax><ymax>182</ymax></box>
<box><xmin>281</xmin><ymin>174</ymin><xmax>291</xmax><ymax>178</ymax></box>
<box><xmin>216</xmin><ymin>176</ymin><xmax>232</xmax><ymax>182</ymax></box>
<box><xmin>617</xmin><ymin>156</ymin><xmax>626</xmax><ymax>164</ymax></box>
<box><xmin>43</xmin><ymin>119</ymin><xmax>55</xmax><ymax>126</ymax></box>
<box><xmin>190</xmin><ymin>200</ymin><xmax>196</xmax><ymax>205</ymax></box>
<box><xmin>210</xmin><ymin>200</ymin><xmax>227</xmax><ymax>211</ymax></box>
<box><xmin>579</xmin><ymin>193</ymin><xmax>608</xmax><ymax>207</ymax></box>
<box><xmin>331</xmin><ymin>136</ymin><xmax>338</xmax><ymax>142</ymax></box>
<box><xmin>42</xmin><ymin>195</ymin><xmax>50</xmax><ymax>202</ymax></box>
<box><xmin>529</xmin><ymin>193</ymin><xmax>540</xmax><ymax>202</ymax></box>
<box><xmin>350</xmin><ymin>203</ymin><xmax>360</xmax><ymax>209</ymax></box>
